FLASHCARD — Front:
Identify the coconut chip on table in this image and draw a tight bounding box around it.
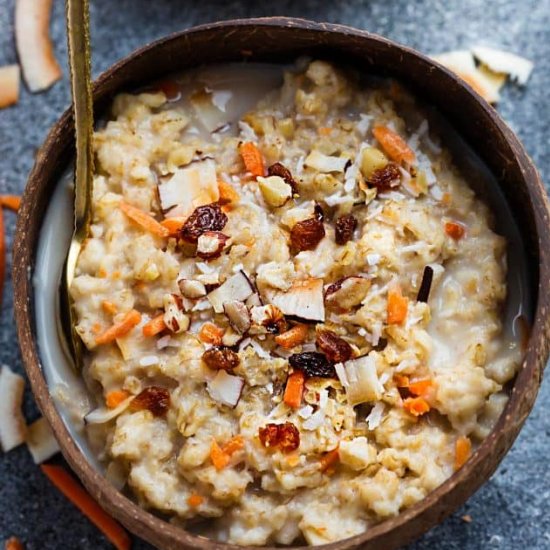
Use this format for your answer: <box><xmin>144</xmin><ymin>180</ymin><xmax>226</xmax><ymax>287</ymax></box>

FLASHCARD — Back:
<box><xmin>0</xmin><ymin>65</ymin><xmax>21</xmax><ymax>109</ymax></box>
<box><xmin>432</xmin><ymin>46</ymin><xmax>533</xmax><ymax>104</ymax></box>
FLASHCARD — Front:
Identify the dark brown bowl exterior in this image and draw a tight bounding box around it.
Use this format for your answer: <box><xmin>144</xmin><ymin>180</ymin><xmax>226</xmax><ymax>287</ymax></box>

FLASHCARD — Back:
<box><xmin>13</xmin><ymin>17</ymin><xmax>550</xmax><ymax>550</ymax></box>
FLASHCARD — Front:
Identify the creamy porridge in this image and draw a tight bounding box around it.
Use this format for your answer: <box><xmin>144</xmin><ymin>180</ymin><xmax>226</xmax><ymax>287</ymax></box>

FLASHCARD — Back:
<box><xmin>69</xmin><ymin>60</ymin><xmax>523</xmax><ymax>546</ymax></box>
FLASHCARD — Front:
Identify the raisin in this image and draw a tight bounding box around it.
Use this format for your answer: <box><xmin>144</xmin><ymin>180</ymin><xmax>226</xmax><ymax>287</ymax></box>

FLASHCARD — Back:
<box><xmin>130</xmin><ymin>386</ymin><xmax>171</xmax><ymax>417</ymax></box>
<box><xmin>179</xmin><ymin>204</ymin><xmax>228</xmax><ymax>243</ymax></box>
<box><xmin>267</xmin><ymin>162</ymin><xmax>298</xmax><ymax>194</ymax></box>
<box><xmin>313</xmin><ymin>203</ymin><xmax>325</xmax><ymax>221</ymax></box>
<box><xmin>316</xmin><ymin>330</ymin><xmax>353</xmax><ymax>363</ymax></box>
<box><xmin>202</xmin><ymin>346</ymin><xmax>240</xmax><ymax>371</ymax></box>
<box><xmin>288</xmin><ymin>352</ymin><xmax>336</xmax><ymax>378</ymax></box>
<box><xmin>367</xmin><ymin>163</ymin><xmax>401</xmax><ymax>191</ymax></box>
<box><xmin>290</xmin><ymin>217</ymin><xmax>325</xmax><ymax>252</ymax></box>
<box><xmin>335</xmin><ymin>214</ymin><xmax>358</xmax><ymax>245</ymax></box>
<box><xmin>258</xmin><ymin>422</ymin><xmax>300</xmax><ymax>452</ymax></box>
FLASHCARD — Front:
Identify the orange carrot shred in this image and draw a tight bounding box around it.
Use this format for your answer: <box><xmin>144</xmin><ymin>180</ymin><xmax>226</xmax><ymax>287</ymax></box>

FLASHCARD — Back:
<box><xmin>95</xmin><ymin>309</ymin><xmax>141</xmax><ymax>345</ymax></box>
<box><xmin>394</xmin><ymin>374</ymin><xmax>410</xmax><ymax>388</ymax></box>
<box><xmin>101</xmin><ymin>300</ymin><xmax>118</xmax><ymax>315</ymax></box>
<box><xmin>283</xmin><ymin>370</ymin><xmax>305</xmax><ymax>409</ymax></box>
<box><xmin>222</xmin><ymin>435</ymin><xmax>245</xmax><ymax>456</ymax></box>
<box><xmin>218</xmin><ymin>180</ymin><xmax>240</xmax><ymax>206</ymax></box>
<box><xmin>408</xmin><ymin>379</ymin><xmax>434</xmax><ymax>397</ymax></box>
<box><xmin>319</xmin><ymin>447</ymin><xmax>340</xmax><ymax>473</ymax></box>
<box><xmin>239</xmin><ymin>141</ymin><xmax>265</xmax><ymax>177</ymax></box>
<box><xmin>120</xmin><ymin>201</ymin><xmax>169</xmax><ymax>238</ymax></box>
<box><xmin>403</xmin><ymin>396</ymin><xmax>430</xmax><ymax>417</ymax></box>
<box><xmin>387</xmin><ymin>286</ymin><xmax>408</xmax><ymax>325</ymax></box>
<box><xmin>445</xmin><ymin>221</ymin><xmax>466</xmax><ymax>240</ymax></box>
<box><xmin>372</xmin><ymin>125</ymin><xmax>416</xmax><ymax>165</ymax></box>
<box><xmin>142</xmin><ymin>314</ymin><xmax>167</xmax><ymax>337</ymax></box>
<box><xmin>198</xmin><ymin>322</ymin><xmax>224</xmax><ymax>345</ymax></box>
<box><xmin>91</xmin><ymin>323</ymin><xmax>102</xmax><ymax>335</ymax></box>
<box><xmin>274</xmin><ymin>324</ymin><xmax>308</xmax><ymax>349</ymax></box>
<box><xmin>210</xmin><ymin>440</ymin><xmax>230</xmax><ymax>470</ymax></box>
<box><xmin>40</xmin><ymin>464</ymin><xmax>131</xmax><ymax>550</ymax></box>
<box><xmin>454</xmin><ymin>436</ymin><xmax>472</xmax><ymax>471</ymax></box>
<box><xmin>5</xmin><ymin>537</ymin><xmax>24</xmax><ymax>550</ymax></box>
<box><xmin>0</xmin><ymin>195</ymin><xmax>21</xmax><ymax>212</ymax></box>
<box><xmin>187</xmin><ymin>494</ymin><xmax>204</xmax><ymax>507</ymax></box>
<box><xmin>160</xmin><ymin>217</ymin><xmax>186</xmax><ymax>236</ymax></box>
<box><xmin>105</xmin><ymin>390</ymin><xmax>130</xmax><ymax>409</ymax></box>
<box><xmin>318</xmin><ymin>127</ymin><xmax>332</xmax><ymax>136</ymax></box>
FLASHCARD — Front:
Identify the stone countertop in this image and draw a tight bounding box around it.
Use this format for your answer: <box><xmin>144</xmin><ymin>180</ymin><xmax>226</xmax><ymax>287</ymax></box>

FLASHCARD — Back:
<box><xmin>0</xmin><ymin>0</ymin><xmax>548</xmax><ymax>548</ymax></box>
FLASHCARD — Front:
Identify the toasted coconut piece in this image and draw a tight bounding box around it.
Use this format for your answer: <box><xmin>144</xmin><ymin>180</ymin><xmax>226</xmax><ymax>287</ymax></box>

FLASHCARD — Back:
<box><xmin>207</xmin><ymin>370</ymin><xmax>244</xmax><ymax>408</ymax></box>
<box><xmin>158</xmin><ymin>159</ymin><xmax>219</xmax><ymax>218</ymax></box>
<box><xmin>15</xmin><ymin>0</ymin><xmax>62</xmax><ymax>92</ymax></box>
<box><xmin>223</xmin><ymin>300</ymin><xmax>251</xmax><ymax>334</ymax></box>
<box><xmin>0</xmin><ymin>365</ymin><xmax>27</xmax><ymax>452</ymax></box>
<box><xmin>207</xmin><ymin>271</ymin><xmax>255</xmax><ymax>313</ymax></box>
<box><xmin>432</xmin><ymin>50</ymin><xmax>504</xmax><ymax>103</ymax></box>
<box><xmin>26</xmin><ymin>416</ymin><xmax>59</xmax><ymax>464</ymax></box>
<box><xmin>305</xmin><ymin>150</ymin><xmax>348</xmax><ymax>173</ymax></box>
<box><xmin>84</xmin><ymin>395</ymin><xmax>135</xmax><ymax>425</ymax></box>
<box><xmin>325</xmin><ymin>276</ymin><xmax>371</xmax><ymax>309</ymax></box>
<box><xmin>268</xmin><ymin>278</ymin><xmax>325</xmax><ymax>322</ymax></box>
<box><xmin>343</xmin><ymin>355</ymin><xmax>384</xmax><ymax>405</ymax></box>
<box><xmin>472</xmin><ymin>46</ymin><xmax>533</xmax><ymax>85</ymax></box>
<box><xmin>0</xmin><ymin>65</ymin><xmax>20</xmax><ymax>109</ymax></box>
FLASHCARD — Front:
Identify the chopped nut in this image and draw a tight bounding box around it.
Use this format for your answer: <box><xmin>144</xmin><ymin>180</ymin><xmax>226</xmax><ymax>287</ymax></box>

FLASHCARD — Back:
<box><xmin>359</xmin><ymin>147</ymin><xmax>388</xmax><ymax>180</ymax></box>
<box><xmin>178</xmin><ymin>279</ymin><xmax>207</xmax><ymax>299</ymax></box>
<box><xmin>258</xmin><ymin>175</ymin><xmax>293</xmax><ymax>207</ymax></box>
<box><xmin>325</xmin><ymin>276</ymin><xmax>371</xmax><ymax>309</ymax></box>
<box><xmin>223</xmin><ymin>301</ymin><xmax>251</xmax><ymax>334</ymax></box>
<box><xmin>163</xmin><ymin>294</ymin><xmax>190</xmax><ymax>333</ymax></box>
<box><xmin>196</xmin><ymin>231</ymin><xmax>229</xmax><ymax>259</ymax></box>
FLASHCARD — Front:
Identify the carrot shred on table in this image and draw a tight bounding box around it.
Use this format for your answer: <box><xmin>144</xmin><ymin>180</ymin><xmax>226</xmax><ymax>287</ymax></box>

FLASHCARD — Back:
<box><xmin>394</xmin><ymin>374</ymin><xmax>410</xmax><ymax>388</ymax></box>
<box><xmin>408</xmin><ymin>379</ymin><xmax>434</xmax><ymax>397</ymax></box>
<box><xmin>0</xmin><ymin>195</ymin><xmax>21</xmax><ymax>212</ymax></box>
<box><xmin>101</xmin><ymin>300</ymin><xmax>118</xmax><ymax>315</ymax></box>
<box><xmin>95</xmin><ymin>309</ymin><xmax>141</xmax><ymax>345</ymax></box>
<box><xmin>274</xmin><ymin>324</ymin><xmax>308</xmax><ymax>349</ymax></box>
<box><xmin>210</xmin><ymin>439</ymin><xmax>230</xmax><ymax>470</ymax></box>
<box><xmin>372</xmin><ymin>125</ymin><xmax>416</xmax><ymax>165</ymax></box>
<box><xmin>187</xmin><ymin>494</ymin><xmax>204</xmax><ymax>507</ymax></box>
<box><xmin>0</xmin><ymin>207</ymin><xmax>4</xmax><ymax>307</ymax></box>
<box><xmin>454</xmin><ymin>436</ymin><xmax>472</xmax><ymax>471</ymax></box>
<box><xmin>105</xmin><ymin>390</ymin><xmax>130</xmax><ymax>409</ymax></box>
<box><xmin>142</xmin><ymin>314</ymin><xmax>166</xmax><ymax>337</ymax></box>
<box><xmin>119</xmin><ymin>201</ymin><xmax>169</xmax><ymax>238</ymax></box>
<box><xmin>5</xmin><ymin>537</ymin><xmax>24</xmax><ymax>550</ymax></box>
<box><xmin>218</xmin><ymin>180</ymin><xmax>240</xmax><ymax>206</ymax></box>
<box><xmin>239</xmin><ymin>141</ymin><xmax>265</xmax><ymax>177</ymax></box>
<box><xmin>444</xmin><ymin>221</ymin><xmax>466</xmax><ymax>240</ymax></box>
<box><xmin>160</xmin><ymin>216</ymin><xmax>186</xmax><ymax>236</ymax></box>
<box><xmin>387</xmin><ymin>286</ymin><xmax>408</xmax><ymax>325</ymax></box>
<box><xmin>319</xmin><ymin>447</ymin><xmax>340</xmax><ymax>473</ymax></box>
<box><xmin>403</xmin><ymin>396</ymin><xmax>430</xmax><ymax>417</ymax></box>
<box><xmin>40</xmin><ymin>464</ymin><xmax>131</xmax><ymax>550</ymax></box>
<box><xmin>198</xmin><ymin>322</ymin><xmax>224</xmax><ymax>345</ymax></box>
<box><xmin>283</xmin><ymin>370</ymin><xmax>305</xmax><ymax>409</ymax></box>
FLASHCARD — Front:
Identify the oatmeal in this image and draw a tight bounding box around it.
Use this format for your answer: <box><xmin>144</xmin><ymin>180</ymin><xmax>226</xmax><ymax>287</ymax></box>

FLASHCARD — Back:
<box><xmin>70</xmin><ymin>60</ymin><xmax>523</xmax><ymax>546</ymax></box>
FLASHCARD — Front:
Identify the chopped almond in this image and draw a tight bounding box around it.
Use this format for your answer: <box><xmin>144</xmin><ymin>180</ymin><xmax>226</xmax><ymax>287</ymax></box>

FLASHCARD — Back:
<box><xmin>15</xmin><ymin>0</ymin><xmax>62</xmax><ymax>92</ymax></box>
<box><xmin>0</xmin><ymin>65</ymin><xmax>20</xmax><ymax>109</ymax></box>
<box><xmin>274</xmin><ymin>324</ymin><xmax>309</xmax><ymax>349</ymax></box>
<box><xmin>372</xmin><ymin>125</ymin><xmax>416</xmax><ymax>165</ymax></box>
<box><xmin>198</xmin><ymin>322</ymin><xmax>224</xmax><ymax>345</ymax></box>
<box><xmin>454</xmin><ymin>436</ymin><xmax>472</xmax><ymax>471</ymax></box>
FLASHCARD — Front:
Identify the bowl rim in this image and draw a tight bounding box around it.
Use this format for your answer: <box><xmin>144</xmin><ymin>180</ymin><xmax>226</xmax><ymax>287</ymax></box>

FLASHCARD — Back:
<box><xmin>13</xmin><ymin>16</ymin><xmax>550</xmax><ymax>550</ymax></box>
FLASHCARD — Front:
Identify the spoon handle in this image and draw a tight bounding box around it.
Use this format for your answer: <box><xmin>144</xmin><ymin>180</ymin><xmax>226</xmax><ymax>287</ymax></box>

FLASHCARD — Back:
<box><xmin>66</xmin><ymin>0</ymin><xmax>93</xmax><ymax>238</ymax></box>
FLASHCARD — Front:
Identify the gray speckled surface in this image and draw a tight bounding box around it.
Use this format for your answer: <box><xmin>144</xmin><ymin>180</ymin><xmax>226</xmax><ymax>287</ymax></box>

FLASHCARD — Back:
<box><xmin>0</xmin><ymin>0</ymin><xmax>549</xmax><ymax>548</ymax></box>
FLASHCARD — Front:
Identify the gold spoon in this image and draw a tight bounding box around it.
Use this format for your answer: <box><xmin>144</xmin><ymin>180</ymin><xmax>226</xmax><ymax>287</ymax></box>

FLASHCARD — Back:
<box><xmin>59</xmin><ymin>0</ymin><xmax>93</xmax><ymax>368</ymax></box>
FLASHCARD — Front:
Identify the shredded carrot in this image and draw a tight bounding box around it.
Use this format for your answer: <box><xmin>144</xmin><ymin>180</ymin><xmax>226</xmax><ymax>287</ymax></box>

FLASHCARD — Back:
<box><xmin>0</xmin><ymin>208</ymin><xmax>5</xmax><ymax>306</ymax></box>
<box><xmin>0</xmin><ymin>195</ymin><xmax>21</xmax><ymax>212</ymax></box>
<box><xmin>95</xmin><ymin>309</ymin><xmax>141</xmax><ymax>345</ymax></box>
<box><xmin>442</xmin><ymin>192</ymin><xmax>452</xmax><ymax>205</ymax></box>
<box><xmin>198</xmin><ymin>322</ymin><xmax>224</xmax><ymax>345</ymax></box>
<box><xmin>319</xmin><ymin>447</ymin><xmax>340</xmax><ymax>473</ymax></box>
<box><xmin>318</xmin><ymin>127</ymin><xmax>332</xmax><ymax>136</ymax></box>
<box><xmin>283</xmin><ymin>370</ymin><xmax>305</xmax><ymax>409</ymax></box>
<box><xmin>394</xmin><ymin>374</ymin><xmax>410</xmax><ymax>388</ymax></box>
<box><xmin>160</xmin><ymin>216</ymin><xmax>186</xmax><ymax>236</ymax></box>
<box><xmin>218</xmin><ymin>180</ymin><xmax>240</xmax><ymax>207</ymax></box>
<box><xmin>387</xmin><ymin>286</ymin><xmax>408</xmax><ymax>325</ymax></box>
<box><xmin>91</xmin><ymin>323</ymin><xmax>102</xmax><ymax>335</ymax></box>
<box><xmin>274</xmin><ymin>324</ymin><xmax>309</xmax><ymax>349</ymax></box>
<box><xmin>244</xmin><ymin>237</ymin><xmax>256</xmax><ymax>247</ymax></box>
<box><xmin>239</xmin><ymin>141</ymin><xmax>265</xmax><ymax>177</ymax></box>
<box><xmin>408</xmin><ymin>379</ymin><xmax>435</xmax><ymax>397</ymax></box>
<box><xmin>454</xmin><ymin>436</ymin><xmax>472</xmax><ymax>471</ymax></box>
<box><xmin>40</xmin><ymin>464</ymin><xmax>131</xmax><ymax>550</ymax></box>
<box><xmin>187</xmin><ymin>494</ymin><xmax>204</xmax><ymax>507</ymax></box>
<box><xmin>5</xmin><ymin>537</ymin><xmax>24</xmax><ymax>550</ymax></box>
<box><xmin>210</xmin><ymin>439</ymin><xmax>230</xmax><ymax>470</ymax></box>
<box><xmin>119</xmin><ymin>201</ymin><xmax>169</xmax><ymax>238</ymax></box>
<box><xmin>372</xmin><ymin>125</ymin><xmax>416</xmax><ymax>165</ymax></box>
<box><xmin>403</xmin><ymin>396</ymin><xmax>430</xmax><ymax>417</ymax></box>
<box><xmin>285</xmin><ymin>454</ymin><xmax>301</xmax><ymax>467</ymax></box>
<box><xmin>105</xmin><ymin>390</ymin><xmax>130</xmax><ymax>409</ymax></box>
<box><xmin>142</xmin><ymin>313</ymin><xmax>167</xmax><ymax>337</ymax></box>
<box><xmin>445</xmin><ymin>221</ymin><xmax>466</xmax><ymax>240</ymax></box>
<box><xmin>101</xmin><ymin>300</ymin><xmax>118</xmax><ymax>315</ymax></box>
<box><xmin>222</xmin><ymin>435</ymin><xmax>245</xmax><ymax>456</ymax></box>
<box><xmin>111</xmin><ymin>271</ymin><xmax>121</xmax><ymax>280</ymax></box>
<box><xmin>97</xmin><ymin>267</ymin><xmax>108</xmax><ymax>278</ymax></box>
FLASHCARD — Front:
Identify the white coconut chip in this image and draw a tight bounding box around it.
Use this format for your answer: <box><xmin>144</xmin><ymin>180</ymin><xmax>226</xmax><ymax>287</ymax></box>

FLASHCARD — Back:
<box><xmin>366</xmin><ymin>402</ymin><xmax>385</xmax><ymax>431</ymax></box>
<box><xmin>84</xmin><ymin>396</ymin><xmax>135</xmax><ymax>425</ymax></box>
<box><xmin>0</xmin><ymin>365</ymin><xmax>27</xmax><ymax>452</ymax></box>
<box><xmin>26</xmin><ymin>416</ymin><xmax>59</xmax><ymax>464</ymax></box>
<box><xmin>472</xmin><ymin>46</ymin><xmax>533</xmax><ymax>85</ymax></box>
<box><xmin>15</xmin><ymin>0</ymin><xmax>62</xmax><ymax>92</ymax></box>
<box><xmin>302</xmin><ymin>410</ymin><xmax>325</xmax><ymax>431</ymax></box>
<box><xmin>0</xmin><ymin>65</ymin><xmax>20</xmax><ymax>109</ymax></box>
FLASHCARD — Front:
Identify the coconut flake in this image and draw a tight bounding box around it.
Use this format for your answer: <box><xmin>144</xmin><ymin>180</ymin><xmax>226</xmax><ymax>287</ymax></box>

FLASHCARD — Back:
<box><xmin>268</xmin><ymin>278</ymin><xmax>325</xmax><ymax>322</ymax></box>
<box><xmin>207</xmin><ymin>370</ymin><xmax>244</xmax><ymax>408</ymax></box>
<box><xmin>472</xmin><ymin>46</ymin><xmax>533</xmax><ymax>85</ymax></box>
<box><xmin>139</xmin><ymin>355</ymin><xmax>159</xmax><ymax>367</ymax></box>
<box><xmin>207</xmin><ymin>271</ymin><xmax>254</xmax><ymax>313</ymax></box>
<box><xmin>355</xmin><ymin>114</ymin><xmax>372</xmax><ymax>136</ymax></box>
<box><xmin>302</xmin><ymin>410</ymin><xmax>325</xmax><ymax>431</ymax></box>
<box><xmin>26</xmin><ymin>416</ymin><xmax>59</xmax><ymax>464</ymax></box>
<box><xmin>344</xmin><ymin>355</ymin><xmax>384</xmax><ymax>405</ymax></box>
<box><xmin>0</xmin><ymin>366</ymin><xmax>26</xmax><ymax>452</ymax></box>
<box><xmin>366</xmin><ymin>402</ymin><xmax>385</xmax><ymax>430</ymax></box>
<box><xmin>84</xmin><ymin>396</ymin><xmax>134</xmax><ymax>425</ymax></box>
<box><xmin>238</xmin><ymin>120</ymin><xmax>257</xmax><ymax>142</ymax></box>
<box><xmin>304</xmin><ymin>150</ymin><xmax>348</xmax><ymax>173</ymax></box>
<box><xmin>366</xmin><ymin>253</ymin><xmax>381</xmax><ymax>266</ymax></box>
<box><xmin>156</xmin><ymin>335</ymin><xmax>173</xmax><ymax>349</ymax></box>
<box><xmin>298</xmin><ymin>405</ymin><xmax>314</xmax><ymax>419</ymax></box>
<box><xmin>15</xmin><ymin>0</ymin><xmax>62</xmax><ymax>92</ymax></box>
<box><xmin>249</xmin><ymin>339</ymin><xmax>271</xmax><ymax>360</ymax></box>
<box><xmin>0</xmin><ymin>65</ymin><xmax>20</xmax><ymax>109</ymax></box>
<box><xmin>335</xmin><ymin>362</ymin><xmax>349</xmax><ymax>387</ymax></box>
<box><xmin>319</xmin><ymin>389</ymin><xmax>329</xmax><ymax>410</ymax></box>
